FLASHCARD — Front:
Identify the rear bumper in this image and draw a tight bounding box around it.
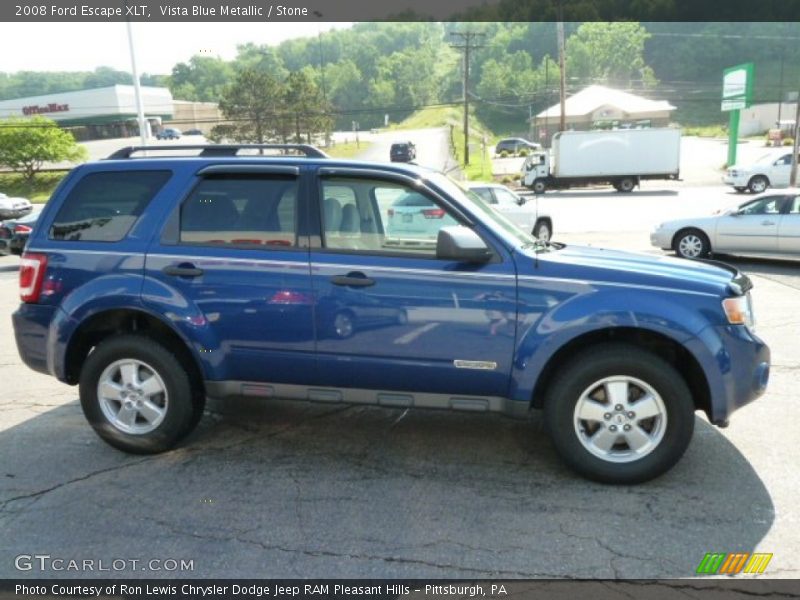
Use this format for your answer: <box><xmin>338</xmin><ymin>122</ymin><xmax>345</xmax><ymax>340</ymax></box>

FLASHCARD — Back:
<box><xmin>12</xmin><ymin>303</ymin><xmax>58</xmax><ymax>376</ymax></box>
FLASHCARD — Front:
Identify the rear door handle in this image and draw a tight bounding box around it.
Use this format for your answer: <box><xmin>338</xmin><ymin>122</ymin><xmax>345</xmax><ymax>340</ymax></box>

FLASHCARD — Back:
<box><xmin>163</xmin><ymin>264</ymin><xmax>204</xmax><ymax>278</ymax></box>
<box><xmin>331</xmin><ymin>273</ymin><xmax>375</xmax><ymax>287</ymax></box>
<box><xmin>762</xmin><ymin>220</ymin><xmax>776</xmax><ymax>226</ymax></box>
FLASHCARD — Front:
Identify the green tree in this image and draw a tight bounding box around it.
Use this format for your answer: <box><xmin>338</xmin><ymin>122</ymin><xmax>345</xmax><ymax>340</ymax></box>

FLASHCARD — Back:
<box><xmin>168</xmin><ymin>56</ymin><xmax>233</xmax><ymax>102</ymax></box>
<box><xmin>0</xmin><ymin>116</ymin><xmax>87</xmax><ymax>180</ymax></box>
<box><xmin>211</xmin><ymin>68</ymin><xmax>284</xmax><ymax>143</ymax></box>
<box><xmin>565</xmin><ymin>22</ymin><xmax>657</xmax><ymax>88</ymax></box>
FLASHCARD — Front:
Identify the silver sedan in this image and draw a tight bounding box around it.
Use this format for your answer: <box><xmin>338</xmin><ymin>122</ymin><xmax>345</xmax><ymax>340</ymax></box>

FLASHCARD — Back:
<box><xmin>651</xmin><ymin>191</ymin><xmax>800</xmax><ymax>259</ymax></box>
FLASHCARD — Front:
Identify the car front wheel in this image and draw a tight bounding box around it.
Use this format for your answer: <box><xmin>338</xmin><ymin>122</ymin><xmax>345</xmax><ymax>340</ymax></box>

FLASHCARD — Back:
<box><xmin>79</xmin><ymin>334</ymin><xmax>201</xmax><ymax>454</ymax></box>
<box><xmin>748</xmin><ymin>175</ymin><xmax>769</xmax><ymax>194</ymax></box>
<box><xmin>673</xmin><ymin>229</ymin><xmax>710</xmax><ymax>259</ymax></box>
<box><xmin>544</xmin><ymin>343</ymin><xmax>695</xmax><ymax>484</ymax></box>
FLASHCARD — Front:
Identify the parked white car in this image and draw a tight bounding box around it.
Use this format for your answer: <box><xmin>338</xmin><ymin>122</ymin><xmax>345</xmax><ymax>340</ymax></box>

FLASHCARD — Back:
<box><xmin>0</xmin><ymin>193</ymin><xmax>33</xmax><ymax>220</ymax></box>
<box><xmin>723</xmin><ymin>150</ymin><xmax>797</xmax><ymax>194</ymax></box>
<box><xmin>466</xmin><ymin>183</ymin><xmax>553</xmax><ymax>241</ymax></box>
<box><xmin>651</xmin><ymin>191</ymin><xmax>800</xmax><ymax>259</ymax></box>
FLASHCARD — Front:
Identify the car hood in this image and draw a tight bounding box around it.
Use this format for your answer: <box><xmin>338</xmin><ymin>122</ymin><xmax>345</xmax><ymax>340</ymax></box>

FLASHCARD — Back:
<box><xmin>530</xmin><ymin>244</ymin><xmax>737</xmax><ymax>296</ymax></box>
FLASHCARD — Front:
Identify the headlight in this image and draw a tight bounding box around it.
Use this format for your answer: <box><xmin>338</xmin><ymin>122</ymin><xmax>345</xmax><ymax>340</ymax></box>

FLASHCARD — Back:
<box><xmin>722</xmin><ymin>293</ymin><xmax>755</xmax><ymax>329</ymax></box>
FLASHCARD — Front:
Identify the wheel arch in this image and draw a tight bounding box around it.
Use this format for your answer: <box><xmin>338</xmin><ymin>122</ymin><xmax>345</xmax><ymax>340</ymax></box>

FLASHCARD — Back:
<box><xmin>63</xmin><ymin>307</ymin><xmax>206</xmax><ymax>391</ymax></box>
<box><xmin>671</xmin><ymin>226</ymin><xmax>711</xmax><ymax>252</ymax></box>
<box><xmin>529</xmin><ymin>327</ymin><xmax>711</xmax><ymax>419</ymax></box>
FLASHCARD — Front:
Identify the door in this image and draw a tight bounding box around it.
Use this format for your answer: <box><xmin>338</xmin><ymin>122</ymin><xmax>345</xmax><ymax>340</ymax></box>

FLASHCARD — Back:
<box><xmin>714</xmin><ymin>194</ymin><xmax>787</xmax><ymax>254</ymax></box>
<box><xmin>768</xmin><ymin>153</ymin><xmax>792</xmax><ymax>187</ymax></box>
<box><xmin>309</xmin><ymin>169</ymin><xmax>517</xmax><ymax>398</ymax></box>
<box><xmin>778</xmin><ymin>194</ymin><xmax>800</xmax><ymax>255</ymax></box>
<box><xmin>143</xmin><ymin>168</ymin><xmax>315</xmax><ymax>385</ymax></box>
<box><xmin>490</xmin><ymin>186</ymin><xmax>536</xmax><ymax>234</ymax></box>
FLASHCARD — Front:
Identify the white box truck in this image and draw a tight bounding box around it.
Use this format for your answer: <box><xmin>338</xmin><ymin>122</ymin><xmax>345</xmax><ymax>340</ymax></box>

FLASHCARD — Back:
<box><xmin>521</xmin><ymin>128</ymin><xmax>681</xmax><ymax>193</ymax></box>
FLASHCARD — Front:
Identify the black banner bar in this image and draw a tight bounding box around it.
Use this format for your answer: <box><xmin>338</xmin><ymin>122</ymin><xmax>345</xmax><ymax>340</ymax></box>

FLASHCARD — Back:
<box><xmin>3</xmin><ymin>0</ymin><xmax>800</xmax><ymax>22</ymax></box>
<box><xmin>2</xmin><ymin>580</ymin><xmax>800</xmax><ymax>600</ymax></box>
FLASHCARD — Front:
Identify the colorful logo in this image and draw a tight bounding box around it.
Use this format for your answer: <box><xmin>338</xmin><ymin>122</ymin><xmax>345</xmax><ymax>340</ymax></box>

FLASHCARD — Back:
<box><xmin>696</xmin><ymin>552</ymin><xmax>773</xmax><ymax>575</ymax></box>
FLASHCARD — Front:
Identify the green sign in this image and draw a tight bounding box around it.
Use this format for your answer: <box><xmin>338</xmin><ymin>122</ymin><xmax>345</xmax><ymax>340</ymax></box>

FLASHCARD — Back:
<box><xmin>722</xmin><ymin>62</ymin><xmax>754</xmax><ymax>112</ymax></box>
<box><xmin>722</xmin><ymin>63</ymin><xmax>754</xmax><ymax>166</ymax></box>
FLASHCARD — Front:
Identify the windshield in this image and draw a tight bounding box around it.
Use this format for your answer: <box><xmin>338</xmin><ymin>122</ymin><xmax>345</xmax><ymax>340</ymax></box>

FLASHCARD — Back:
<box><xmin>427</xmin><ymin>173</ymin><xmax>551</xmax><ymax>251</ymax></box>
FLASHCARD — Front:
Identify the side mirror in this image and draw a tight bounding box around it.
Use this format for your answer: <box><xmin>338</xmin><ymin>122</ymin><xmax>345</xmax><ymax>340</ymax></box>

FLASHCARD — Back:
<box><xmin>436</xmin><ymin>226</ymin><xmax>492</xmax><ymax>263</ymax></box>
<box><xmin>517</xmin><ymin>196</ymin><xmax>527</xmax><ymax>206</ymax></box>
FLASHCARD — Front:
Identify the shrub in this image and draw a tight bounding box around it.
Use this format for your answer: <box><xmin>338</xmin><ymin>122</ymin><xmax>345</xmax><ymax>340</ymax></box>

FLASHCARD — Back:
<box><xmin>783</xmin><ymin>138</ymin><xmax>794</xmax><ymax>146</ymax></box>
<box><xmin>499</xmin><ymin>150</ymin><xmax>509</xmax><ymax>158</ymax></box>
<box><xmin>518</xmin><ymin>148</ymin><xmax>529</xmax><ymax>157</ymax></box>
<box><xmin>501</xmin><ymin>175</ymin><xmax>515</xmax><ymax>184</ymax></box>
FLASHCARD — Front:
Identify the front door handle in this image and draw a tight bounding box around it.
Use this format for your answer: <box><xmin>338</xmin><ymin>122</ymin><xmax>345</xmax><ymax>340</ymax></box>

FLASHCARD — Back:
<box><xmin>761</xmin><ymin>220</ymin><xmax>776</xmax><ymax>226</ymax></box>
<box><xmin>331</xmin><ymin>273</ymin><xmax>375</xmax><ymax>287</ymax></box>
<box><xmin>163</xmin><ymin>264</ymin><xmax>204</xmax><ymax>278</ymax></box>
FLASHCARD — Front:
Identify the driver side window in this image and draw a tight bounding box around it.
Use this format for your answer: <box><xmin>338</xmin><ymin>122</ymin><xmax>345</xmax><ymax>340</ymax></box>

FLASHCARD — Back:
<box><xmin>320</xmin><ymin>176</ymin><xmax>459</xmax><ymax>256</ymax></box>
<box><xmin>740</xmin><ymin>196</ymin><xmax>785</xmax><ymax>215</ymax></box>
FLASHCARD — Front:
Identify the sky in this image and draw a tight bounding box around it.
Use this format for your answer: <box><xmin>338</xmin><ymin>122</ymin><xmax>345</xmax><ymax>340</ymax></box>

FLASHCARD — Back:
<box><xmin>0</xmin><ymin>22</ymin><xmax>353</xmax><ymax>75</ymax></box>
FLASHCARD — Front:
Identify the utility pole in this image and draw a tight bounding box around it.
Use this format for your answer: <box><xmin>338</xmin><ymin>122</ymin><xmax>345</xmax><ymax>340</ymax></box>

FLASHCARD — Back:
<box><xmin>125</xmin><ymin>17</ymin><xmax>147</xmax><ymax>146</ymax></box>
<box><xmin>556</xmin><ymin>17</ymin><xmax>567</xmax><ymax>133</ymax></box>
<box><xmin>790</xmin><ymin>95</ymin><xmax>800</xmax><ymax>186</ymax></box>
<box><xmin>450</xmin><ymin>31</ymin><xmax>486</xmax><ymax>165</ymax></box>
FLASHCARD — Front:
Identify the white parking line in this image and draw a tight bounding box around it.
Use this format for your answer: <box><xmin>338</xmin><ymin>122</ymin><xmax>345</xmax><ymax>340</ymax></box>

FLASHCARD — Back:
<box><xmin>393</xmin><ymin>322</ymin><xmax>439</xmax><ymax>345</ymax></box>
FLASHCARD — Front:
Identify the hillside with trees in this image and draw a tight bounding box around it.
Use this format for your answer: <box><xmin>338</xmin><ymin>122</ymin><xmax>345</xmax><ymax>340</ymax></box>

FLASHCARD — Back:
<box><xmin>2</xmin><ymin>22</ymin><xmax>799</xmax><ymax>135</ymax></box>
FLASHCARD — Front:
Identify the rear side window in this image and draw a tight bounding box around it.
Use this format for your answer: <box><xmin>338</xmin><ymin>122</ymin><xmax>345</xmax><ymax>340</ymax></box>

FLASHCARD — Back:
<box><xmin>179</xmin><ymin>175</ymin><xmax>298</xmax><ymax>248</ymax></box>
<box><xmin>50</xmin><ymin>170</ymin><xmax>171</xmax><ymax>242</ymax></box>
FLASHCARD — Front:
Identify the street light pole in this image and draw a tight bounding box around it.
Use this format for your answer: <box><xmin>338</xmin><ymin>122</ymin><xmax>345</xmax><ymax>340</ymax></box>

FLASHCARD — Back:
<box><xmin>125</xmin><ymin>18</ymin><xmax>147</xmax><ymax>147</ymax></box>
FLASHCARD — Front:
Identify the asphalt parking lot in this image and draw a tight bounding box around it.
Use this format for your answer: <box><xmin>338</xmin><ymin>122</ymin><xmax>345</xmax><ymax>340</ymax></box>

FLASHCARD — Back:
<box><xmin>0</xmin><ymin>187</ymin><xmax>798</xmax><ymax>579</ymax></box>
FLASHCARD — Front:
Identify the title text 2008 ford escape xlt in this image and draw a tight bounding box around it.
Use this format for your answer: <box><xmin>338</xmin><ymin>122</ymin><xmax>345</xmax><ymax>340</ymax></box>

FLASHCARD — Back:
<box><xmin>12</xmin><ymin>145</ymin><xmax>770</xmax><ymax>483</ymax></box>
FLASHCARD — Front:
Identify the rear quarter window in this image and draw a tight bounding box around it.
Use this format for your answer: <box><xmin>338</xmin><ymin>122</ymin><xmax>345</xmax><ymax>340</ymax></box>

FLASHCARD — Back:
<box><xmin>49</xmin><ymin>170</ymin><xmax>171</xmax><ymax>242</ymax></box>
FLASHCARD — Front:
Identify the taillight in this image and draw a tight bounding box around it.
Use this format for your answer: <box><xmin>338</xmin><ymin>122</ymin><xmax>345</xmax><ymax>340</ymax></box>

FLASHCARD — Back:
<box><xmin>14</xmin><ymin>224</ymin><xmax>32</xmax><ymax>234</ymax></box>
<box><xmin>20</xmin><ymin>252</ymin><xmax>47</xmax><ymax>303</ymax></box>
<box><xmin>422</xmin><ymin>208</ymin><xmax>445</xmax><ymax>219</ymax></box>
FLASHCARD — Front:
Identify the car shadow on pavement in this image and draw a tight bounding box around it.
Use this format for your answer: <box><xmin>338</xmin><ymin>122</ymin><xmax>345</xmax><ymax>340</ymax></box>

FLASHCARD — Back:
<box><xmin>0</xmin><ymin>398</ymin><xmax>774</xmax><ymax>579</ymax></box>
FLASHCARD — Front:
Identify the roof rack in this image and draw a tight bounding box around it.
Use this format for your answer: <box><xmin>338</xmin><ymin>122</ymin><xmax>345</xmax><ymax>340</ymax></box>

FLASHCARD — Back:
<box><xmin>106</xmin><ymin>144</ymin><xmax>329</xmax><ymax>160</ymax></box>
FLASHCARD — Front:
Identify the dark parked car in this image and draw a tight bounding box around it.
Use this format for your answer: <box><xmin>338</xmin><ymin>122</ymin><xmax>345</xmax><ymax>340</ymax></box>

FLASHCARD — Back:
<box><xmin>156</xmin><ymin>128</ymin><xmax>181</xmax><ymax>140</ymax></box>
<box><xmin>390</xmin><ymin>141</ymin><xmax>416</xmax><ymax>162</ymax></box>
<box><xmin>12</xmin><ymin>142</ymin><xmax>770</xmax><ymax>484</ymax></box>
<box><xmin>0</xmin><ymin>209</ymin><xmax>39</xmax><ymax>255</ymax></box>
<box><xmin>183</xmin><ymin>129</ymin><xmax>204</xmax><ymax>136</ymax></box>
<box><xmin>495</xmin><ymin>138</ymin><xmax>541</xmax><ymax>155</ymax></box>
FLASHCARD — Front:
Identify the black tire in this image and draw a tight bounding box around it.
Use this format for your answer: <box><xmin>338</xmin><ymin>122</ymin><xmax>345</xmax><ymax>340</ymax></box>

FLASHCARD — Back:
<box><xmin>533</xmin><ymin>219</ymin><xmax>551</xmax><ymax>242</ymax></box>
<box><xmin>543</xmin><ymin>343</ymin><xmax>695</xmax><ymax>484</ymax></box>
<box><xmin>673</xmin><ymin>228</ymin><xmax>711</xmax><ymax>260</ymax></box>
<box><xmin>79</xmin><ymin>334</ymin><xmax>200</xmax><ymax>454</ymax></box>
<box><xmin>616</xmin><ymin>177</ymin><xmax>636</xmax><ymax>193</ymax></box>
<box><xmin>532</xmin><ymin>179</ymin><xmax>547</xmax><ymax>194</ymax></box>
<box><xmin>747</xmin><ymin>175</ymin><xmax>769</xmax><ymax>194</ymax></box>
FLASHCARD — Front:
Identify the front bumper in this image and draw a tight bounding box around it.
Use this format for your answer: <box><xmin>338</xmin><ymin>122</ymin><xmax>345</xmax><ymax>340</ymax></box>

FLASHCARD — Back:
<box><xmin>693</xmin><ymin>324</ymin><xmax>770</xmax><ymax>425</ymax></box>
<box><xmin>723</xmin><ymin>173</ymin><xmax>748</xmax><ymax>187</ymax></box>
<box><xmin>650</xmin><ymin>228</ymin><xmax>674</xmax><ymax>250</ymax></box>
<box><xmin>0</xmin><ymin>205</ymin><xmax>33</xmax><ymax>220</ymax></box>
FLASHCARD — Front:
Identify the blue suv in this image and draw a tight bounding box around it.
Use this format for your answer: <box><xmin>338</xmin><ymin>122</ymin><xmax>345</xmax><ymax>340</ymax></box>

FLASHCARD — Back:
<box><xmin>12</xmin><ymin>144</ymin><xmax>770</xmax><ymax>483</ymax></box>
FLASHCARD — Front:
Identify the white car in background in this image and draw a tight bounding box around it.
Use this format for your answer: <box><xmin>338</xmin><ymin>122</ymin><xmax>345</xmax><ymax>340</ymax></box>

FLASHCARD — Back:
<box><xmin>0</xmin><ymin>192</ymin><xmax>33</xmax><ymax>220</ymax></box>
<box><xmin>651</xmin><ymin>191</ymin><xmax>800</xmax><ymax>259</ymax></box>
<box><xmin>467</xmin><ymin>183</ymin><xmax>553</xmax><ymax>241</ymax></box>
<box><xmin>724</xmin><ymin>150</ymin><xmax>797</xmax><ymax>194</ymax></box>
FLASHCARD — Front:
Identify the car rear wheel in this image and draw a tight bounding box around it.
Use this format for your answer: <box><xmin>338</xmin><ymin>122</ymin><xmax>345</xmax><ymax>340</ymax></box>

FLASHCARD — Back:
<box><xmin>748</xmin><ymin>175</ymin><xmax>769</xmax><ymax>194</ymax></box>
<box><xmin>533</xmin><ymin>220</ymin><xmax>551</xmax><ymax>242</ymax></box>
<box><xmin>544</xmin><ymin>343</ymin><xmax>695</xmax><ymax>484</ymax></box>
<box><xmin>532</xmin><ymin>179</ymin><xmax>547</xmax><ymax>194</ymax></box>
<box><xmin>616</xmin><ymin>177</ymin><xmax>636</xmax><ymax>193</ymax></box>
<box><xmin>79</xmin><ymin>334</ymin><xmax>200</xmax><ymax>454</ymax></box>
<box><xmin>673</xmin><ymin>228</ymin><xmax>710</xmax><ymax>259</ymax></box>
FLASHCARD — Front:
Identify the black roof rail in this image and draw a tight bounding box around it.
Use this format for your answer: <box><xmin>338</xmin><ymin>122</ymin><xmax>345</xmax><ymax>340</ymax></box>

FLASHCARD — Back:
<box><xmin>106</xmin><ymin>144</ymin><xmax>329</xmax><ymax>160</ymax></box>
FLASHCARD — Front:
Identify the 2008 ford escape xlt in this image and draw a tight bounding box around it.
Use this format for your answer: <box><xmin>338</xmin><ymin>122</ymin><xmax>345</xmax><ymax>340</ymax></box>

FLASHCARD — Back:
<box><xmin>12</xmin><ymin>144</ymin><xmax>770</xmax><ymax>483</ymax></box>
